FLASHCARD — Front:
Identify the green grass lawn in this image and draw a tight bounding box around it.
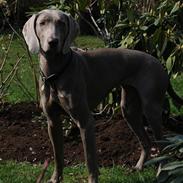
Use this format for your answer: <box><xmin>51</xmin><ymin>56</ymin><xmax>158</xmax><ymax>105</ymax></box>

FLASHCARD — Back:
<box><xmin>0</xmin><ymin>161</ymin><xmax>156</xmax><ymax>183</ymax></box>
<box><xmin>75</xmin><ymin>35</ymin><xmax>105</xmax><ymax>49</ymax></box>
<box><xmin>170</xmin><ymin>74</ymin><xmax>183</xmax><ymax>114</ymax></box>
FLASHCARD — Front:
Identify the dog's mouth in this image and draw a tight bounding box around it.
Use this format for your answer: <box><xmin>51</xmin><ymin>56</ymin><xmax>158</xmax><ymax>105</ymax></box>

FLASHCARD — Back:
<box><xmin>44</xmin><ymin>44</ymin><xmax>61</xmax><ymax>55</ymax></box>
<box><xmin>46</xmin><ymin>46</ymin><xmax>57</xmax><ymax>53</ymax></box>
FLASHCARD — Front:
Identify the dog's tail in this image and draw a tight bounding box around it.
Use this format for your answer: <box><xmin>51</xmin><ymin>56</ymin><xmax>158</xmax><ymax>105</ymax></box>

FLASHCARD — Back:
<box><xmin>167</xmin><ymin>82</ymin><xmax>183</xmax><ymax>107</ymax></box>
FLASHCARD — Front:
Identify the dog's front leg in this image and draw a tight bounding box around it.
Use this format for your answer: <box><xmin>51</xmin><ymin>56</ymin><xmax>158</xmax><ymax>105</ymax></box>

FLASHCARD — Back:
<box><xmin>46</xmin><ymin>106</ymin><xmax>64</xmax><ymax>183</ymax></box>
<box><xmin>47</xmin><ymin>120</ymin><xmax>63</xmax><ymax>183</ymax></box>
<box><xmin>78</xmin><ymin>114</ymin><xmax>99</xmax><ymax>183</ymax></box>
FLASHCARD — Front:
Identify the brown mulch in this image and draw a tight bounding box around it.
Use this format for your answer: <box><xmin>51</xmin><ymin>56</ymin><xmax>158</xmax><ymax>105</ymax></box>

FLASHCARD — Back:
<box><xmin>0</xmin><ymin>102</ymin><xmax>182</xmax><ymax>167</ymax></box>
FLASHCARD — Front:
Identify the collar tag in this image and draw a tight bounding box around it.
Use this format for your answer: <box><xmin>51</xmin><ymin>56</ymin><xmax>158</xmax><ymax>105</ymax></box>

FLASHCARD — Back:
<box><xmin>41</xmin><ymin>84</ymin><xmax>45</xmax><ymax>91</ymax></box>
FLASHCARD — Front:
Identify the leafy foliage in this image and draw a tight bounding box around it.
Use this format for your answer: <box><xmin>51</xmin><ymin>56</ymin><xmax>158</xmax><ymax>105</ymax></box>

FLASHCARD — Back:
<box><xmin>116</xmin><ymin>0</ymin><xmax>183</xmax><ymax>75</ymax></box>
<box><xmin>146</xmin><ymin>135</ymin><xmax>183</xmax><ymax>183</ymax></box>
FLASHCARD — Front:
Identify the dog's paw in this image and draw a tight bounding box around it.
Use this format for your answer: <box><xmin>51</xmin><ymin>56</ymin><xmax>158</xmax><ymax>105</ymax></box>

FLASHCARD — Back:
<box><xmin>133</xmin><ymin>164</ymin><xmax>143</xmax><ymax>171</ymax></box>
<box><xmin>47</xmin><ymin>180</ymin><xmax>53</xmax><ymax>183</ymax></box>
<box><xmin>47</xmin><ymin>174</ymin><xmax>62</xmax><ymax>183</ymax></box>
<box><xmin>47</xmin><ymin>179</ymin><xmax>59</xmax><ymax>183</ymax></box>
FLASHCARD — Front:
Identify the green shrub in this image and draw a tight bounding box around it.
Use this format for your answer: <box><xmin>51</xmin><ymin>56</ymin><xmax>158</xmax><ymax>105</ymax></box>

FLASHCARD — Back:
<box><xmin>146</xmin><ymin>134</ymin><xmax>183</xmax><ymax>183</ymax></box>
<box><xmin>116</xmin><ymin>0</ymin><xmax>183</xmax><ymax>75</ymax></box>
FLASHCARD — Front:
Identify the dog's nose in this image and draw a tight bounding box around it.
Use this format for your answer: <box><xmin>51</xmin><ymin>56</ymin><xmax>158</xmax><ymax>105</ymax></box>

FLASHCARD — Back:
<box><xmin>48</xmin><ymin>38</ymin><xmax>58</xmax><ymax>47</ymax></box>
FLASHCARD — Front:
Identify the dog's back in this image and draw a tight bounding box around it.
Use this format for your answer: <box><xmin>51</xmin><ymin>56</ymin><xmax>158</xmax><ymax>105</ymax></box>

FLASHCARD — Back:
<box><xmin>76</xmin><ymin>48</ymin><xmax>169</xmax><ymax>109</ymax></box>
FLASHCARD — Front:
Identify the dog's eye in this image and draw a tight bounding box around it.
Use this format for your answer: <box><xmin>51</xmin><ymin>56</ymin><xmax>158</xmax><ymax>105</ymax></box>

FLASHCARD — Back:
<box><xmin>40</xmin><ymin>21</ymin><xmax>46</xmax><ymax>26</ymax></box>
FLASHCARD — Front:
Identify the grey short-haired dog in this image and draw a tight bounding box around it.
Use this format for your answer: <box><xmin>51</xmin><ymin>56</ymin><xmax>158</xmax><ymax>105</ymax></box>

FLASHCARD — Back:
<box><xmin>22</xmin><ymin>9</ymin><xmax>182</xmax><ymax>183</ymax></box>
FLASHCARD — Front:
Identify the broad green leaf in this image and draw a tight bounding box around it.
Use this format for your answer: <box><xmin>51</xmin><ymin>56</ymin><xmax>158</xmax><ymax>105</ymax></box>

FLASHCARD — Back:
<box><xmin>170</xmin><ymin>1</ymin><xmax>180</xmax><ymax>15</ymax></box>
<box><xmin>179</xmin><ymin>148</ymin><xmax>183</xmax><ymax>153</ymax></box>
<box><xmin>157</xmin><ymin>0</ymin><xmax>168</xmax><ymax>10</ymax></box>
<box><xmin>114</xmin><ymin>23</ymin><xmax>129</xmax><ymax>29</ymax></box>
<box><xmin>160</xmin><ymin>34</ymin><xmax>167</xmax><ymax>56</ymax></box>
<box><xmin>98</xmin><ymin>0</ymin><xmax>105</xmax><ymax>11</ymax></box>
<box><xmin>157</xmin><ymin>171</ymin><xmax>169</xmax><ymax>183</ymax></box>
<box><xmin>166</xmin><ymin>135</ymin><xmax>183</xmax><ymax>143</ymax></box>
<box><xmin>120</xmin><ymin>34</ymin><xmax>135</xmax><ymax>48</ymax></box>
<box><xmin>166</xmin><ymin>54</ymin><xmax>175</xmax><ymax>72</ymax></box>
<box><xmin>157</xmin><ymin>162</ymin><xmax>183</xmax><ymax>183</ymax></box>
<box><xmin>108</xmin><ymin>93</ymin><xmax>113</xmax><ymax>104</ymax></box>
<box><xmin>163</xmin><ymin>142</ymin><xmax>179</xmax><ymax>152</ymax></box>
<box><xmin>140</xmin><ymin>26</ymin><xmax>148</xmax><ymax>31</ymax></box>
<box><xmin>77</xmin><ymin>0</ymin><xmax>90</xmax><ymax>11</ymax></box>
<box><xmin>162</xmin><ymin>141</ymin><xmax>183</xmax><ymax>152</ymax></box>
<box><xmin>154</xmin><ymin>17</ymin><xmax>161</xmax><ymax>26</ymax></box>
<box><xmin>162</xmin><ymin>161</ymin><xmax>183</xmax><ymax>171</ymax></box>
<box><xmin>168</xmin><ymin>167</ymin><xmax>183</xmax><ymax>176</ymax></box>
<box><xmin>173</xmin><ymin>72</ymin><xmax>179</xmax><ymax>79</ymax></box>
<box><xmin>170</xmin><ymin>174</ymin><xmax>183</xmax><ymax>183</ymax></box>
<box><xmin>145</xmin><ymin>156</ymin><xmax>169</xmax><ymax>166</ymax></box>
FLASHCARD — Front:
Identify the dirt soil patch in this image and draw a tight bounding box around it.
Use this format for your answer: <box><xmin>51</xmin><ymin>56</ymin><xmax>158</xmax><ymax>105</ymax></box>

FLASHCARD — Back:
<box><xmin>0</xmin><ymin>102</ymin><xmax>182</xmax><ymax>167</ymax></box>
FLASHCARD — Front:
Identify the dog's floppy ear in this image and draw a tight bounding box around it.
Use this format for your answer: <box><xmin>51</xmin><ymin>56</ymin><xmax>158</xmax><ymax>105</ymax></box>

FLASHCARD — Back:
<box><xmin>22</xmin><ymin>14</ymin><xmax>39</xmax><ymax>53</ymax></box>
<box><xmin>63</xmin><ymin>14</ymin><xmax>79</xmax><ymax>54</ymax></box>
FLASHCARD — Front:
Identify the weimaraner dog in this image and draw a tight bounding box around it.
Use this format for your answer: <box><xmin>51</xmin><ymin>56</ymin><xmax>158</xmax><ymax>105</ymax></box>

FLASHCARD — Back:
<box><xmin>22</xmin><ymin>9</ymin><xmax>171</xmax><ymax>183</ymax></box>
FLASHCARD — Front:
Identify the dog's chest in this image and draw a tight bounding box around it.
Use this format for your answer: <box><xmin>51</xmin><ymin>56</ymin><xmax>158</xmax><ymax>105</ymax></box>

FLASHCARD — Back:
<box><xmin>42</xmin><ymin>75</ymin><xmax>81</xmax><ymax>116</ymax></box>
<box><xmin>52</xmin><ymin>88</ymin><xmax>73</xmax><ymax>113</ymax></box>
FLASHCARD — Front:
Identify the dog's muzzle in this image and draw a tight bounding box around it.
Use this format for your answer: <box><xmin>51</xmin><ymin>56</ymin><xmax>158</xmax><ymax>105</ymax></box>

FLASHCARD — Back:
<box><xmin>48</xmin><ymin>38</ymin><xmax>59</xmax><ymax>48</ymax></box>
<box><xmin>45</xmin><ymin>37</ymin><xmax>61</xmax><ymax>54</ymax></box>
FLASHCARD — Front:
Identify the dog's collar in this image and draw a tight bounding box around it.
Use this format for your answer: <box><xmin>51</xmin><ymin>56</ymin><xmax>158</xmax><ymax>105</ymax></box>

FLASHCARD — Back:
<box><xmin>40</xmin><ymin>71</ymin><xmax>58</xmax><ymax>85</ymax></box>
<box><xmin>40</xmin><ymin>50</ymin><xmax>73</xmax><ymax>87</ymax></box>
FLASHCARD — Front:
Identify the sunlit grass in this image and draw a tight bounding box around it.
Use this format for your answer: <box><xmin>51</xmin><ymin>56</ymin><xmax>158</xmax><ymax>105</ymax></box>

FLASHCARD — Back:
<box><xmin>75</xmin><ymin>35</ymin><xmax>105</xmax><ymax>49</ymax></box>
<box><xmin>0</xmin><ymin>161</ymin><xmax>156</xmax><ymax>183</ymax></box>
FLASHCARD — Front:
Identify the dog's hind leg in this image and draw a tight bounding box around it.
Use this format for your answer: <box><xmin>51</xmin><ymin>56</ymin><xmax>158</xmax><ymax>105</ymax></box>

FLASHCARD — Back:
<box><xmin>144</xmin><ymin>103</ymin><xmax>163</xmax><ymax>147</ymax></box>
<box><xmin>143</xmin><ymin>102</ymin><xmax>165</xmax><ymax>175</ymax></box>
<box><xmin>79</xmin><ymin>116</ymin><xmax>99</xmax><ymax>183</ymax></box>
<box><xmin>121</xmin><ymin>86</ymin><xmax>151</xmax><ymax>170</ymax></box>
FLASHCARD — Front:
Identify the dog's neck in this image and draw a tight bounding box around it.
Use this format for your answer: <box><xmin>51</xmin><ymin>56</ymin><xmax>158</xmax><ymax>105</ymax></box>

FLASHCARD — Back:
<box><xmin>39</xmin><ymin>49</ymin><xmax>72</xmax><ymax>78</ymax></box>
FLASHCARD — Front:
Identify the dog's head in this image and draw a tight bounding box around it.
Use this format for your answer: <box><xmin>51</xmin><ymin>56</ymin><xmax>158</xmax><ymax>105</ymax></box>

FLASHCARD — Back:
<box><xmin>22</xmin><ymin>9</ymin><xmax>79</xmax><ymax>55</ymax></box>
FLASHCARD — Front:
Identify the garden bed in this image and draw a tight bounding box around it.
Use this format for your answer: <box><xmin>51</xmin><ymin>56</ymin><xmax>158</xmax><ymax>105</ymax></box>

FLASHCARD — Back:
<box><xmin>0</xmin><ymin>102</ymin><xmax>182</xmax><ymax>167</ymax></box>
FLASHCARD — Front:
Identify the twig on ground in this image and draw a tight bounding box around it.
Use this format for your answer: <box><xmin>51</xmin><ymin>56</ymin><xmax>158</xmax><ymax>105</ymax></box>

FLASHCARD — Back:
<box><xmin>36</xmin><ymin>159</ymin><xmax>50</xmax><ymax>183</ymax></box>
<box><xmin>92</xmin><ymin>104</ymin><xmax>110</xmax><ymax>116</ymax></box>
<box><xmin>15</xmin><ymin>72</ymin><xmax>35</xmax><ymax>100</ymax></box>
<box><xmin>0</xmin><ymin>33</ymin><xmax>14</xmax><ymax>83</ymax></box>
<box><xmin>0</xmin><ymin>55</ymin><xmax>24</xmax><ymax>99</ymax></box>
